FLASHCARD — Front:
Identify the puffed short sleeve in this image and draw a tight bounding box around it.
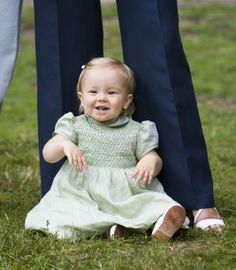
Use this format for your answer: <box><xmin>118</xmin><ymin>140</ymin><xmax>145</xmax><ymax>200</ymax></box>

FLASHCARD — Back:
<box><xmin>53</xmin><ymin>112</ymin><xmax>77</xmax><ymax>144</ymax></box>
<box><xmin>135</xmin><ymin>121</ymin><xmax>159</xmax><ymax>160</ymax></box>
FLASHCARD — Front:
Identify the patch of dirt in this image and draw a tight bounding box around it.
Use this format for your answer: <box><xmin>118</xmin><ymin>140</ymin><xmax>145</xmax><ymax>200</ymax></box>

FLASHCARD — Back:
<box><xmin>23</xmin><ymin>0</ymin><xmax>236</xmax><ymax>7</ymax></box>
<box><xmin>103</xmin><ymin>0</ymin><xmax>236</xmax><ymax>5</ymax></box>
<box><xmin>197</xmin><ymin>94</ymin><xmax>236</xmax><ymax>112</ymax></box>
<box><xmin>100</xmin><ymin>0</ymin><xmax>236</xmax><ymax>5</ymax></box>
<box><xmin>23</xmin><ymin>0</ymin><xmax>33</xmax><ymax>6</ymax></box>
<box><xmin>101</xmin><ymin>0</ymin><xmax>115</xmax><ymax>3</ymax></box>
<box><xmin>169</xmin><ymin>241</ymin><xmax>215</xmax><ymax>254</ymax></box>
<box><xmin>178</xmin><ymin>0</ymin><xmax>236</xmax><ymax>6</ymax></box>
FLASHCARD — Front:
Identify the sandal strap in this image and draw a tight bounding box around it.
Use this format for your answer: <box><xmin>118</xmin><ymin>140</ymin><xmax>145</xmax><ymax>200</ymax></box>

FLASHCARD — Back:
<box><xmin>195</xmin><ymin>218</ymin><xmax>225</xmax><ymax>229</ymax></box>
<box><xmin>193</xmin><ymin>207</ymin><xmax>220</xmax><ymax>223</ymax></box>
<box><xmin>193</xmin><ymin>209</ymin><xmax>204</xmax><ymax>223</ymax></box>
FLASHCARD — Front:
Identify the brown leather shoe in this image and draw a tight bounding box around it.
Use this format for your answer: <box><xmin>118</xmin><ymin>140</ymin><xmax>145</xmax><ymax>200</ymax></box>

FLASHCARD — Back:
<box><xmin>109</xmin><ymin>224</ymin><xmax>128</xmax><ymax>239</ymax></box>
<box><xmin>152</xmin><ymin>205</ymin><xmax>186</xmax><ymax>241</ymax></box>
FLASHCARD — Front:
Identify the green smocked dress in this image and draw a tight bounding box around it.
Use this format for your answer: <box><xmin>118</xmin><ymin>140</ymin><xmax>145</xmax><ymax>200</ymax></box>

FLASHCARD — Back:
<box><xmin>25</xmin><ymin>112</ymin><xmax>183</xmax><ymax>239</ymax></box>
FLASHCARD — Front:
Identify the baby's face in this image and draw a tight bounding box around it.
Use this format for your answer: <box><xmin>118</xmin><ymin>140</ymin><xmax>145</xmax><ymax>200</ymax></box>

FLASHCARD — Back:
<box><xmin>78</xmin><ymin>67</ymin><xmax>133</xmax><ymax>124</ymax></box>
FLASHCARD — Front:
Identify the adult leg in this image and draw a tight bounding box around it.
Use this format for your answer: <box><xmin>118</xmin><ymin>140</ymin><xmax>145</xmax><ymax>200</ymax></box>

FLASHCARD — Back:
<box><xmin>34</xmin><ymin>0</ymin><xmax>103</xmax><ymax>195</ymax></box>
<box><xmin>116</xmin><ymin>0</ymin><xmax>215</xmax><ymax>210</ymax></box>
<box><xmin>0</xmin><ymin>0</ymin><xmax>23</xmax><ymax>105</ymax></box>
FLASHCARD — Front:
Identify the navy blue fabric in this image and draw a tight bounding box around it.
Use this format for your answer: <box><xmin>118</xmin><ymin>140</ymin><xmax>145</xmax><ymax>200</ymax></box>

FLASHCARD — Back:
<box><xmin>34</xmin><ymin>0</ymin><xmax>103</xmax><ymax>195</ymax></box>
<box><xmin>116</xmin><ymin>0</ymin><xmax>214</xmax><ymax>209</ymax></box>
<box><xmin>34</xmin><ymin>0</ymin><xmax>215</xmax><ymax>209</ymax></box>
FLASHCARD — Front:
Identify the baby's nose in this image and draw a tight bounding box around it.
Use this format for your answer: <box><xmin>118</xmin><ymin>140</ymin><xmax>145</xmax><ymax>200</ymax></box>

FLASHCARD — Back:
<box><xmin>97</xmin><ymin>94</ymin><xmax>108</xmax><ymax>101</ymax></box>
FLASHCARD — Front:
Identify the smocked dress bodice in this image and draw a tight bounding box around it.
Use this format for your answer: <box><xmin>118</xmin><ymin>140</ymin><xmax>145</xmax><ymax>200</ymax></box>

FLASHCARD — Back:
<box><xmin>54</xmin><ymin>113</ymin><xmax>159</xmax><ymax>168</ymax></box>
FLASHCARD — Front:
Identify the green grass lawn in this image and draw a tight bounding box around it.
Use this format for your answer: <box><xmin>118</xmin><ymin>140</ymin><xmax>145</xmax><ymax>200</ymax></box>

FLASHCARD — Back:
<box><xmin>0</xmin><ymin>2</ymin><xmax>236</xmax><ymax>269</ymax></box>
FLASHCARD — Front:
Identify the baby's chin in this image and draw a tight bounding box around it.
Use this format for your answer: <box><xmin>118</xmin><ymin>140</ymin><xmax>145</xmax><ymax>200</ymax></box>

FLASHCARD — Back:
<box><xmin>93</xmin><ymin>115</ymin><xmax>119</xmax><ymax>125</ymax></box>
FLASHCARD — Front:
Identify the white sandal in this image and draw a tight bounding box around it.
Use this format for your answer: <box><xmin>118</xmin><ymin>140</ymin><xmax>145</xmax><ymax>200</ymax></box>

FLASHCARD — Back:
<box><xmin>194</xmin><ymin>208</ymin><xmax>225</xmax><ymax>231</ymax></box>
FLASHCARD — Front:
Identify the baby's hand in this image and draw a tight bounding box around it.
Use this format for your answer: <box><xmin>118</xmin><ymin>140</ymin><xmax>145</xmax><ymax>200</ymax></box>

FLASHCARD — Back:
<box><xmin>130</xmin><ymin>150</ymin><xmax>162</xmax><ymax>188</ymax></box>
<box><xmin>63</xmin><ymin>141</ymin><xmax>87</xmax><ymax>171</ymax></box>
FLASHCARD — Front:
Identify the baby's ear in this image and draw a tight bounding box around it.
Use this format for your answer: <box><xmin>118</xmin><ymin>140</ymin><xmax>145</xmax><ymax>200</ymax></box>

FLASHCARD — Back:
<box><xmin>123</xmin><ymin>94</ymin><xmax>133</xmax><ymax>109</ymax></box>
<box><xmin>77</xmin><ymin>91</ymin><xmax>82</xmax><ymax>100</ymax></box>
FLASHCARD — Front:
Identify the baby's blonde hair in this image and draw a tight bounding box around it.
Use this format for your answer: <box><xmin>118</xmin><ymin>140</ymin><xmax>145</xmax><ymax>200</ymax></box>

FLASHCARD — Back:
<box><xmin>77</xmin><ymin>57</ymin><xmax>135</xmax><ymax>116</ymax></box>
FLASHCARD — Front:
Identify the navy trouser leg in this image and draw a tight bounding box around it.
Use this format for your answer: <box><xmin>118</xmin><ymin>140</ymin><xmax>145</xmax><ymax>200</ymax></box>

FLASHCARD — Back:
<box><xmin>34</xmin><ymin>0</ymin><xmax>103</xmax><ymax>196</ymax></box>
<box><xmin>116</xmin><ymin>0</ymin><xmax>215</xmax><ymax>209</ymax></box>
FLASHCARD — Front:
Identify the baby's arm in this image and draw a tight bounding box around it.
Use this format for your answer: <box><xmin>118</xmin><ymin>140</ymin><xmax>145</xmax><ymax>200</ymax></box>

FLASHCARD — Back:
<box><xmin>130</xmin><ymin>150</ymin><xmax>163</xmax><ymax>187</ymax></box>
<box><xmin>42</xmin><ymin>134</ymin><xmax>86</xmax><ymax>171</ymax></box>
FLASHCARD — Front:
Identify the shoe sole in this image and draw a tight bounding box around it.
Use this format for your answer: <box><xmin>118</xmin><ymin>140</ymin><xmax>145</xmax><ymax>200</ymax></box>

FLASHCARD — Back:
<box><xmin>152</xmin><ymin>205</ymin><xmax>186</xmax><ymax>241</ymax></box>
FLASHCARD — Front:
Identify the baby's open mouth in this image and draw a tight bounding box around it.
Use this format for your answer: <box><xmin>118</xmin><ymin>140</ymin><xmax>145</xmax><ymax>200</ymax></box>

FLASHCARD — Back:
<box><xmin>95</xmin><ymin>106</ymin><xmax>109</xmax><ymax>111</ymax></box>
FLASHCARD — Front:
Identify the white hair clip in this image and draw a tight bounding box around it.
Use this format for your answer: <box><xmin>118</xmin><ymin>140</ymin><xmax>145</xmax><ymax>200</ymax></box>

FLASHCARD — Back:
<box><xmin>81</xmin><ymin>65</ymin><xmax>86</xmax><ymax>70</ymax></box>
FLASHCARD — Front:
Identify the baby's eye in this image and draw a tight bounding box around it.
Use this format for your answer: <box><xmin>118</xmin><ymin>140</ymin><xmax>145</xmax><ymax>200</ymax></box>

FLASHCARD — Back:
<box><xmin>88</xmin><ymin>90</ymin><xmax>97</xmax><ymax>94</ymax></box>
<box><xmin>108</xmin><ymin>90</ymin><xmax>117</xmax><ymax>95</ymax></box>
